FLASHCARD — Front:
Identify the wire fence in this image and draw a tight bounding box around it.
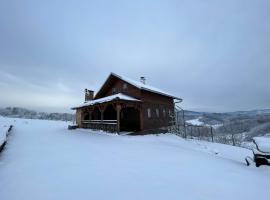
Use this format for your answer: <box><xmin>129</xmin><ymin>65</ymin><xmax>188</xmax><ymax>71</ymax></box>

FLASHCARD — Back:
<box><xmin>168</xmin><ymin>109</ymin><xmax>247</xmax><ymax>147</ymax></box>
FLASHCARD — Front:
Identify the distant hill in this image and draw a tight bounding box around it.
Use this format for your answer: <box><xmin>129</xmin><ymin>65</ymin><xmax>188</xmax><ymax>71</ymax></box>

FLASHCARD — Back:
<box><xmin>184</xmin><ymin>109</ymin><xmax>270</xmax><ymax>140</ymax></box>
<box><xmin>185</xmin><ymin>109</ymin><xmax>270</xmax><ymax>123</ymax></box>
<box><xmin>0</xmin><ymin>107</ymin><xmax>75</xmax><ymax>122</ymax></box>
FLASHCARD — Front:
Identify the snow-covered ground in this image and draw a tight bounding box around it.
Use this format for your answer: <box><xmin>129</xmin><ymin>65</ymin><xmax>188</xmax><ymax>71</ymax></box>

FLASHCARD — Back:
<box><xmin>0</xmin><ymin>116</ymin><xmax>13</xmax><ymax>146</ymax></box>
<box><xmin>0</xmin><ymin>117</ymin><xmax>269</xmax><ymax>200</ymax></box>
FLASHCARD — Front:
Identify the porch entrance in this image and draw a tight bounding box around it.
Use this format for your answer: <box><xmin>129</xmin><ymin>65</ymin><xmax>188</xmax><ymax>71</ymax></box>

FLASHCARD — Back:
<box><xmin>120</xmin><ymin>107</ymin><xmax>140</xmax><ymax>132</ymax></box>
<box><xmin>104</xmin><ymin>104</ymin><xmax>116</xmax><ymax>120</ymax></box>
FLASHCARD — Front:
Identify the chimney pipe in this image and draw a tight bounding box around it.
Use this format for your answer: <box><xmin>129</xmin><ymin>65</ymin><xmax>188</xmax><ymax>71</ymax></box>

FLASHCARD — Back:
<box><xmin>140</xmin><ymin>76</ymin><xmax>146</xmax><ymax>84</ymax></box>
<box><xmin>85</xmin><ymin>89</ymin><xmax>94</xmax><ymax>102</ymax></box>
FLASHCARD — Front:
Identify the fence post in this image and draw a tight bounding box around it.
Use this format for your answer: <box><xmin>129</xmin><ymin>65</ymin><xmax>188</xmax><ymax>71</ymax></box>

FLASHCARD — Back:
<box><xmin>231</xmin><ymin>133</ymin><xmax>235</xmax><ymax>146</ymax></box>
<box><xmin>211</xmin><ymin>126</ymin><xmax>214</xmax><ymax>142</ymax></box>
<box><xmin>182</xmin><ymin>110</ymin><xmax>186</xmax><ymax>138</ymax></box>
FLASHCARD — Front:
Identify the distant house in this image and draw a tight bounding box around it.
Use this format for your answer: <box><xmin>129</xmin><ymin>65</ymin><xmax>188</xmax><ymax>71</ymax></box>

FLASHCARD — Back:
<box><xmin>72</xmin><ymin>73</ymin><xmax>182</xmax><ymax>133</ymax></box>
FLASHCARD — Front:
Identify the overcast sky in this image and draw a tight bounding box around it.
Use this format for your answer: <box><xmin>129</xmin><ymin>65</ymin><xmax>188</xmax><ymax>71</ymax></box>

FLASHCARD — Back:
<box><xmin>0</xmin><ymin>0</ymin><xmax>270</xmax><ymax>113</ymax></box>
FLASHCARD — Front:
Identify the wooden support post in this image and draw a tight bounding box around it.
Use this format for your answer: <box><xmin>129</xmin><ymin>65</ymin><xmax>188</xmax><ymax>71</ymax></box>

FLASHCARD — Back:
<box><xmin>139</xmin><ymin>106</ymin><xmax>143</xmax><ymax>131</ymax></box>
<box><xmin>182</xmin><ymin>109</ymin><xmax>186</xmax><ymax>138</ymax></box>
<box><xmin>99</xmin><ymin>105</ymin><xmax>104</xmax><ymax>121</ymax></box>
<box><xmin>116</xmin><ymin>104</ymin><xmax>121</xmax><ymax>133</ymax></box>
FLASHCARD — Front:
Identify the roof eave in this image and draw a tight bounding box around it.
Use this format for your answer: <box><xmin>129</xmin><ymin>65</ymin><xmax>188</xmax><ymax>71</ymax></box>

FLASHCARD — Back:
<box><xmin>71</xmin><ymin>96</ymin><xmax>141</xmax><ymax>110</ymax></box>
<box><xmin>141</xmin><ymin>87</ymin><xmax>182</xmax><ymax>101</ymax></box>
<box><xmin>94</xmin><ymin>73</ymin><xmax>115</xmax><ymax>99</ymax></box>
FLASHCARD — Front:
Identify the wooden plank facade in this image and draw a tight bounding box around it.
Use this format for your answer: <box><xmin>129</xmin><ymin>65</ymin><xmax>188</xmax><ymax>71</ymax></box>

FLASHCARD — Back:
<box><xmin>72</xmin><ymin>73</ymin><xmax>182</xmax><ymax>133</ymax></box>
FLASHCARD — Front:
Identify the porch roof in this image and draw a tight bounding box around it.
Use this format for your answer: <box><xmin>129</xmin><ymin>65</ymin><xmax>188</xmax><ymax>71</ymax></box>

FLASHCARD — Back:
<box><xmin>72</xmin><ymin>93</ymin><xmax>140</xmax><ymax>109</ymax></box>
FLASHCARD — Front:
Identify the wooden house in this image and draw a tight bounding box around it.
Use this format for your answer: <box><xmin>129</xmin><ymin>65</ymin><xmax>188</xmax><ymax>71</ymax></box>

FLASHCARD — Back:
<box><xmin>72</xmin><ymin>73</ymin><xmax>182</xmax><ymax>133</ymax></box>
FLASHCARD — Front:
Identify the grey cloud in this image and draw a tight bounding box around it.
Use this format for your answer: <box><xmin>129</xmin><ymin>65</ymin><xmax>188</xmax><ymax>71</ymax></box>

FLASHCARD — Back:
<box><xmin>0</xmin><ymin>0</ymin><xmax>270</xmax><ymax>112</ymax></box>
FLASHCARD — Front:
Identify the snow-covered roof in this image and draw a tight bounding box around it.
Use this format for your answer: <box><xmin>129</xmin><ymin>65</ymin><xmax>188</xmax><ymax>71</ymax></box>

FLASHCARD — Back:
<box><xmin>253</xmin><ymin>137</ymin><xmax>270</xmax><ymax>153</ymax></box>
<box><xmin>96</xmin><ymin>73</ymin><xmax>182</xmax><ymax>100</ymax></box>
<box><xmin>72</xmin><ymin>93</ymin><xmax>140</xmax><ymax>109</ymax></box>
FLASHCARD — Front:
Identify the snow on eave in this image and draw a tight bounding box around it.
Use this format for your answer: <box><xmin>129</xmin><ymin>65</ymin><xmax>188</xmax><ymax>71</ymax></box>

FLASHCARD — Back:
<box><xmin>96</xmin><ymin>72</ymin><xmax>182</xmax><ymax>100</ymax></box>
<box><xmin>71</xmin><ymin>93</ymin><xmax>141</xmax><ymax>110</ymax></box>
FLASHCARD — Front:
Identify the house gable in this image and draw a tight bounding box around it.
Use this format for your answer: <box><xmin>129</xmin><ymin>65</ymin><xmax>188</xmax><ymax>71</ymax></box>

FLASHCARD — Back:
<box><xmin>94</xmin><ymin>74</ymin><xmax>141</xmax><ymax>100</ymax></box>
<box><xmin>94</xmin><ymin>73</ymin><xmax>182</xmax><ymax>101</ymax></box>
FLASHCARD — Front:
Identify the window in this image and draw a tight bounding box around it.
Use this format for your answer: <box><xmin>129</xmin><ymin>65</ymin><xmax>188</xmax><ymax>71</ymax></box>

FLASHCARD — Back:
<box><xmin>123</xmin><ymin>83</ymin><xmax>128</xmax><ymax>92</ymax></box>
<box><xmin>163</xmin><ymin>109</ymin><xmax>166</xmax><ymax>117</ymax></box>
<box><xmin>168</xmin><ymin>109</ymin><xmax>172</xmax><ymax>116</ymax></box>
<box><xmin>147</xmin><ymin>108</ymin><xmax>151</xmax><ymax>118</ymax></box>
<box><xmin>112</xmin><ymin>88</ymin><xmax>117</xmax><ymax>94</ymax></box>
<box><xmin>156</xmin><ymin>108</ymin><xmax>159</xmax><ymax>118</ymax></box>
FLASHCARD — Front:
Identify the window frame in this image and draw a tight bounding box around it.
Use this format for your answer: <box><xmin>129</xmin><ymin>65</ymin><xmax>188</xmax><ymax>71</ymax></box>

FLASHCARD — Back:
<box><xmin>156</xmin><ymin>108</ymin><xmax>160</xmax><ymax>118</ymax></box>
<box><xmin>147</xmin><ymin>108</ymin><xmax>151</xmax><ymax>118</ymax></box>
<box><xmin>168</xmin><ymin>109</ymin><xmax>172</xmax><ymax>117</ymax></box>
<box><xmin>123</xmin><ymin>83</ymin><xmax>128</xmax><ymax>92</ymax></box>
<box><xmin>163</xmin><ymin>108</ymin><xmax>166</xmax><ymax>117</ymax></box>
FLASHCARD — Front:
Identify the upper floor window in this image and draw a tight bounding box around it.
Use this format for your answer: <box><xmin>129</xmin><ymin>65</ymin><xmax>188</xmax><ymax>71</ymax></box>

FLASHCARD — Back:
<box><xmin>123</xmin><ymin>83</ymin><xmax>128</xmax><ymax>92</ymax></box>
<box><xmin>112</xmin><ymin>88</ymin><xmax>117</xmax><ymax>94</ymax></box>
<box><xmin>147</xmin><ymin>108</ymin><xmax>151</xmax><ymax>118</ymax></box>
<box><xmin>156</xmin><ymin>108</ymin><xmax>160</xmax><ymax>118</ymax></box>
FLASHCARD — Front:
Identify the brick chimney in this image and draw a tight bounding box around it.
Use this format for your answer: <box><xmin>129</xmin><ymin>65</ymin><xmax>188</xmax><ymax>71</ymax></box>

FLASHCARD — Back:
<box><xmin>85</xmin><ymin>89</ymin><xmax>94</xmax><ymax>101</ymax></box>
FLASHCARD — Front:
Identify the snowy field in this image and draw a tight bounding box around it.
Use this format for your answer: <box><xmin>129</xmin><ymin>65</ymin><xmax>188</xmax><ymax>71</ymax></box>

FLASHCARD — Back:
<box><xmin>0</xmin><ymin>117</ymin><xmax>13</xmax><ymax>147</ymax></box>
<box><xmin>0</xmin><ymin>117</ymin><xmax>270</xmax><ymax>200</ymax></box>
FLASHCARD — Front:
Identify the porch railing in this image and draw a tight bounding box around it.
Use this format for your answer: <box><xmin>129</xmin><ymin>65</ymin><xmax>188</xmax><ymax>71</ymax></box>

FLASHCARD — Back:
<box><xmin>81</xmin><ymin>120</ymin><xmax>117</xmax><ymax>132</ymax></box>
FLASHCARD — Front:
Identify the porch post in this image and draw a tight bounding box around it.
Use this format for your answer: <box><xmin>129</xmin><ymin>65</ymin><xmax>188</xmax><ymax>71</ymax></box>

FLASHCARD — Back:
<box><xmin>99</xmin><ymin>109</ymin><xmax>104</xmax><ymax>131</ymax></box>
<box><xmin>77</xmin><ymin>109</ymin><xmax>83</xmax><ymax>127</ymax></box>
<box><xmin>116</xmin><ymin>104</ymin><xmax>121</xmax><ymax>133</ymax></box>
<box><xmin>101</xmin><ymin>110</ymin><xmax>104</xmax><ymax>121</ymax></box>
<box><xmin>99</xmin><ymin>105</ymin><xmax>104</xmax><ymax>122</ymax></box>
<box><xmin>139</xmin><ymin>106</ymin><xmax>143</xmax><ymax>131</ymax></box>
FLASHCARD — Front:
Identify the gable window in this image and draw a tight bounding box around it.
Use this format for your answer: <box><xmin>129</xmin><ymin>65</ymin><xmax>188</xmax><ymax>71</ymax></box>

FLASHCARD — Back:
<box><xmin>112</xmin><ymin>88</ymin><xmax>117</xmax><ymax>94</ymax></box>
<box><xmin>156</xmin><ymin>108</ymin><xmax>159</xmax><ymax>118</ymax></box>
<box><xmin>123</xmin><ymin>83</ymin><xmax>128</xmax><ymax>92</ymax></box>
<box><xmin>147</xmin><ymin>108</ymin><xmax>151</xmax><ymax>118</ymax></box>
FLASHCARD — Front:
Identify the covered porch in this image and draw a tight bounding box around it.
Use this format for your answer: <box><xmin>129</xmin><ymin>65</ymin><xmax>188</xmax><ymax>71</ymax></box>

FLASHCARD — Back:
<box><xmin>73</xmin><ymin>94</ymin><xmax>142</xmax><ymax>133</ymax></box>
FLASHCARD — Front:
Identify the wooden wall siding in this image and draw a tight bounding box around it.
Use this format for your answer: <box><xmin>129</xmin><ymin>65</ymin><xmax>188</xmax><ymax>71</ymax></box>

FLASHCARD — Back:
<box><xmin>140</xmin><ymin>90</ymin><xmax>174</xmax><ymax>131</ymax></box>
<box><xmin>95</xmin><ymin>76</ymin><xmax>142</xmax><ymax>99</ymax></box>
<box><xmin>141</xmin><ymin>90</ymin><xmax>174</xmax><ymax>105</ymax></box>
<box><xmin>141</xmin><ymin>104</ymin><xmax>174</xmax><ymax>131</ymax></box>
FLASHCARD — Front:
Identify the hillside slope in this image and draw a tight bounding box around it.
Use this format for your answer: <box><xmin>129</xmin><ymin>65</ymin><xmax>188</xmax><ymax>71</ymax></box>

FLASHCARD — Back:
<box><xmin>185</xmin><ymin>109</ymin><xmax>270</xmax><ymax>139</ymax></box>
<box><xmin>0</xmin><ymin>117</ymin><xmax>269</xmax><ymax>200</ymax></box>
